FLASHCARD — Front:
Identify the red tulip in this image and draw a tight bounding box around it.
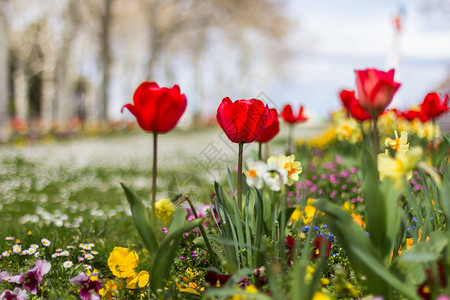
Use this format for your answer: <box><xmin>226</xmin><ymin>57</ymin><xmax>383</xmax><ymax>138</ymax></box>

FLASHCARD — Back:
<box><xmin>256</xmin><ymin>108</ymin><xmax>280</xmax><ymax>143</ymax></box>
<box><xmin>355</xmin><ymin>68</ymin><xmax>401</xmax><ymax>116</ymax></box>
<box><xmin>121</xmin><ymin>82</ymin><xmax>187</xmax><ymax>133</ymax></box>
<box><xmin>281</xmin><ymin>104</ymin><xmax>308</xmax><ymax>124</ymax></box>
<box><xmin>339</xmin><ymin>89</ymin><xmax>355</xmax><ymax>112</ymax></box>
<box><xmin>420</xmin><ymin>92</ymin><xmax>449</xmax><ymax>120</ymax></box>
<box><xmin>216</xmin><ymin>97</ymin><xmax>269</xmax><ymax>143</ymax></box>
<box><xmin>339</xmin><ymin>90</ymin><xmax>371</xmax><ymax>121</ymax></box>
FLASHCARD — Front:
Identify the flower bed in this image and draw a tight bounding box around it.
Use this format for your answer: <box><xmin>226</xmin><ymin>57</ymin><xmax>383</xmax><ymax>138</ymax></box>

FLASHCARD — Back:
<box><xmin>0</xmin><ymin>69</ymin><xmax>449</xmax><ymax>299</ymax></box>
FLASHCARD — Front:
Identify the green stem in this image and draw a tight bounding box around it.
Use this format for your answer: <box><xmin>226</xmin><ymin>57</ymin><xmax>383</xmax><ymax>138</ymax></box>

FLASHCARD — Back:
<box><xmin>288</xmin><ymin>124</ymin><xmax>293</xmax><ymax>153</ymax></box>
<box><xmin>182</xmin><ymin>195</ymin><xmax>219</xmax><ymax>268</ymax></box>
<box><xmin>152</xmin><ymin>132</ymin><xmax>158</xmax><ymax>223</ymax></box>
<box><xmin>237</xmin><ymin>142</ymin><xmax>244</xmax><ymax>212</ymax></box>
<box><xmin>258</xmin><ymin>142</ymin><xmax>262</xmax><ymax>160</ymax></box>
<box><xmin>373</xmin><ymin>117</ymin><xmax>379</xmax><ymax>166</ymax></box>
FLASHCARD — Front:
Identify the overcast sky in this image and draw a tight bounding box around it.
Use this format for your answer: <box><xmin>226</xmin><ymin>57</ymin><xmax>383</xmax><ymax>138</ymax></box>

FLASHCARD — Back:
<box><xmin>269</xmin><ymin>0</ymin><xmax>450</xmax><ymax>120</ymax></box>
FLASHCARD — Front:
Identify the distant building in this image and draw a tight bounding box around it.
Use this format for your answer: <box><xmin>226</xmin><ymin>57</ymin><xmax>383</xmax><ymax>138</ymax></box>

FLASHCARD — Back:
<box><xmin>436</xmin><ymin>72</ymin><xmax>450</xmax><ymax>134</ymax></box>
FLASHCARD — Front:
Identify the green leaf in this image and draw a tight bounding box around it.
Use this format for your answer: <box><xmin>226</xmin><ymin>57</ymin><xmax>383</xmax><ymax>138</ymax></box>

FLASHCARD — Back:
<box><xmin>361</xmin><ymin>148</ymin><xmax>390</xmax><ymax>260</ymax></box>
<box><xmin>314</xmin><ymin>199</ymin><xmax>424</xmax><ymax>299</ymax></box>
<box><xmin>150</xmin><ymin>218</ymin><xmax>204</xmax><ymax>293</ymax></box>
<box><xmin>312</xmin><ymin>199</ymin><xmax>388</xmax><ymax>296</ymax></box>
<box><xmin>168</xmin><ymin>207</ymin><xmax>187</xmax><ymax>234</ymax></box>
<box><xmin>120</xmin><ymin>182</ymin><xmax>159</xmax><ymax>255</ymax></box>
<box><xmin>204</xmin><ymin>288</ymin><xmax>271</xmax><ymax>300</ymax></box>
<box><xmin>227</xmin><ymin>168</ymin><xmax>234</xmax><ymax>195</ymax></box>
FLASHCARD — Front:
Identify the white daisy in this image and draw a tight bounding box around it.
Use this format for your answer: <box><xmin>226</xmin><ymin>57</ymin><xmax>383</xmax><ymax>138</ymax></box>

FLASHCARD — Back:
<box><xmin>12</xmin><ymin>245</ymin><xmax>21</xmax><ymax>254</ymax></box>
<box><xmin>41</xmin><ymin>239</ymin><xmax>51</xmax><ymax>246</ymax></box>
<box><xmin>5</xmin><ymin>236</ymin><xmax>14</xmax><ymax>241</ymax></box>
<box><xmin>63</xmin><ymin>260</ymin><xmax>73</xmax><ymax>268</ymax></box>
<box><xmin>84</xmin><ymin>253</ymin><xmax>94</xmax><ymax>260</ymax></box>
<box><xmin>30</xmin><ymin>244</ymin><xmax>39</xmax><ymax>249</ymax></box>
<box><xmin>60</xmin><ymin>250</ymin><xmax>70</xmax><ymax>256</ymax></box>
<box><xmin>2</xmin><ymin>251</ymin><xmax>10</xmax><ymax>257</ymax></box>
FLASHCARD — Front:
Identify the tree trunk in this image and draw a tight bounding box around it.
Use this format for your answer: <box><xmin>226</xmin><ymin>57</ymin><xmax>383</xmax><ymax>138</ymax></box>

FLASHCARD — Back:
<box><xmin>146</xmin><ymin>0</ymin><xmax>162</xmax><ymax>81</ymax></box>
<box><xmin>100</xmin><ymin>0</ymin><xmax>112</xmax><ymax>124</ymax></box>
<box><xmin>39</xmin><ymin>22</ymin><xmax>57</xmax><ymax>131</ymax></box>
<box><xmin>13</xmin><ymin>61</ymin><xmax>28</xmax><ymax>122</ymax></box>
<box><xmin>54</xmin><ymin>0</ymin><xmax>78</xmax><ymax>130</ymax></box>
<box><xmin>0</xmin><ymin>4</ymin><xmax>10</xmax><ymax>140</ymax></box>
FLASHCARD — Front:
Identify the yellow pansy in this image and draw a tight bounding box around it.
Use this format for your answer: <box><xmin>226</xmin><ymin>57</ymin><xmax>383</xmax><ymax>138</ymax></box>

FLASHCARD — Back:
<box><xmin>290</xmin><ymin>206</ymin><xmax>301</xmax><ymax>223</ymax></box>
<box><xmin>86</xmin><ymin>269</ymin><xmax>99</xmax><ymax>281</ymax></box>
<box><xmin>267</xmin><ymin>154</ymin><xmax>302</xmax><ymax>186</ymax></box>
<box><xmin>230</xmin><ymin>284</ymin><xmax>258</xmax><ymax>300</ymax></box>
<box><xmin>342</xmin><ymin>201</ymin><xmax>354</xmax><ymax>213</ymax></box>
<box><xmin>126</xmin><ymin>270</ymin><xmax>149</xmax><ymax>289</ymax></box>
<box><xmin>312</xmin><ymin>291</ymin><xmax>331</xmax><ymax>300</ymax></box>
<box><xmin>351</xmin><ymin>213</ymin><xmax>366</xmax><ymax>228</ymax></box>
<box><xmin>304</xmin><ymin>198</ymin><xmax>322</xmax><ymax>224</ymax></box>
<box><xmin>107</xmin><ymin>247</ymin><xmax>139</xmax><ymax>278</ymax></box>
<box><xmin>155</xmin><ymin>198</ymin><xmax>176</xmax><ymax>224</ymax></box>
<box><xmin>99</xmin><ymin>280</ymin><xmax>120</xmax><ymax>299</ymax></box>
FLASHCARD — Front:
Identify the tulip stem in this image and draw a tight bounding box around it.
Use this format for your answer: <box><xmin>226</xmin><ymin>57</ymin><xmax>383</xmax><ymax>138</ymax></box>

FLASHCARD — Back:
<box><xmin>258</xmin><ymin>143</ymin><xmax>262</xmax><ymax>160</ymax></box>
<box><xmin>237</xmin><ymin>142</ymin><xmax>244</xmax><ymax>212</ymax></box>
<box><xmin>373</xmin><ymin>117</ymin><xmax>379</xmax><ymax>166</ymax></box>
<box><xmin>288</xmin><ymin>124</ymin><xmax>295</xmax><ymax>154</ymax></box>
<box><xmin>152</xmin><ymin>132</ymin><xmax>158</xmax><ymax>221</ymax></box>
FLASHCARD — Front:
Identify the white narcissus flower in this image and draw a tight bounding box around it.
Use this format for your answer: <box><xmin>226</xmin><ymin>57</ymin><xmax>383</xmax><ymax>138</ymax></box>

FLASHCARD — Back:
<box><xmin>385</xmin><ymin>130</ymin><xmax>409</xmax><ymax>153</ymax></box>
<box><xmin>263</xmin><ymin>161</ymin><xmax>288</xmax><ymax>191</ymax></box>
<box><xmin>267</xmin><ymin>154</ymin><xmax>302</xmax><ymax>186</ymax></box>
<box><xmin>244</xmin><ymin>159</ymin><xmax>268</xmax><ymax>189</ymax></box>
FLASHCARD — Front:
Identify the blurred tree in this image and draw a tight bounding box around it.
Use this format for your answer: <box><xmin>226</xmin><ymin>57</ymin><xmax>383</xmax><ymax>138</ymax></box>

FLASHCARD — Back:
<box><xmin>100</xmin><ymin>0</ymin><xmax>113</xmax><ymax>123</ymax></box>
<box><xmin>3</xmin><ymin>0</ymin><xmax>292</xmax><ymax>132</ymax></box>
<box><xmin>0</xmin><ymin>0</ymin><xmax>9</xmax><ymax>140</ymax></box>
<box><xmin>55</xmin><ymin>0</ymin><xmax>80</xmax><ymax>128</ymax></box>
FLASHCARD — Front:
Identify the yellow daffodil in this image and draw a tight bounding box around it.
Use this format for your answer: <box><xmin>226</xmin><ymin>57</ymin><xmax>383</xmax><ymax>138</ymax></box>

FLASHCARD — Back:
<box><xmin>385</xmin><ymin>130</ymin><xmax>409</xmax><ymax>153</ymax></box>
<box><xmin>334</xmin><ymin>118</ymin><xmax>362</xmax><ymax>144</ymax></box>
<box><xmin>107</xmin><ymin>247</ymin><xmax>139</xmax><ymax>278</ymax></box>
<box><xmin>307</xmin><ymin>127</ymin><xmax>337</xmax><ymax>148</ymax></box>
<box><xmin>267</xmin><ymin>154</ymin><xmax>302</xmax><ymax>186</ymax></box>
<box><xmin>378</xmin><ymin>147</ymin><xmax>423</xmax><ymax>190</ymax></box>
<box><xmin>155</xmin><ymin>198</ymin><xmax>175</xmax><ymax>224</ymax></box>
<box><xmin>413</xmin><ymin>120</ymin><xmax>441</xmax><ymax>141</ymax></box>
<box><xmin>126</xmin><ymin>270</ymin><xmax>149</xmax><ymax>289</ymax></box>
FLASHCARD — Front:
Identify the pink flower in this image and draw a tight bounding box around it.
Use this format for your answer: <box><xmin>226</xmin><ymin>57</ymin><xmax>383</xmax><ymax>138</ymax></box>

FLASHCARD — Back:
<box><xmin>355</xmin><ymin>68</ymin><xmax>401</xmax><ymax>116</ymax></box>
<box><xmin>70</xmin><ymin>272</ymin><xmax>102</xmax><ymax>300</ymax></box>
<box><xmin>0</xmin><ymin>271</ymin><xmax>23</xmax><ymax>284</ymax></box>
<box><xmin>0</xmin><ymin>288</ymin><xmax>28</xmax><ymax>300</ymax></box>
<box><xmin>22</xmin><ymin>260</ymin><xmax>51</xmax><ymax>295</ymax></box>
